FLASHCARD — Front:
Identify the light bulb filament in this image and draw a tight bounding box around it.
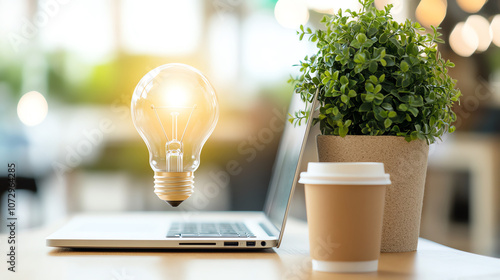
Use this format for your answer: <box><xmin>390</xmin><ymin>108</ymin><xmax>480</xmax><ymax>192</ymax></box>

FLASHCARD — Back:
<box><xmin>171</xmin><ymin>112</ymin><xmax>179</xmax><ymax>140</ymax></box>
<box><xmin>150</xmin><ymin>104</ymin><xmax>197</xmax><ymax>173</ymax></box>
<box><xmin>180</xmin><ymin>104</ymin><xmax>196</xmax><ymax>143</ymax></box>
<box><xmin>151</xmin><ymin>105</ymin><xmax>170</xmax><ymax>142</ymax></box>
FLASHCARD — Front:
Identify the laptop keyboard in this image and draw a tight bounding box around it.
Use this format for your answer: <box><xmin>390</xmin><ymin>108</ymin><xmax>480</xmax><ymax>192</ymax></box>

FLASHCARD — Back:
<box><xmin>166</xmin><ymin>222</ymin><xmax>256</xmax><ymax>238</ymax></box>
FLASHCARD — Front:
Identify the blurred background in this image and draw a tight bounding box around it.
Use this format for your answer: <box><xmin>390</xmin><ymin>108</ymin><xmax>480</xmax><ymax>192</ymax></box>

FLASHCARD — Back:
<box><xmin>0</xmin><ymin>0</ymin><xmax>499</xmax><ymax>257</ymax></box>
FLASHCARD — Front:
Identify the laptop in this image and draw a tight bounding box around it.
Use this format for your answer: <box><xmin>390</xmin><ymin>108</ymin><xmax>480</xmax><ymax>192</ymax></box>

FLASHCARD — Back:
<box><xmin>46</xmin><ymin>93</ymin><xmax>317</xmax><ymax>249</ymax></box>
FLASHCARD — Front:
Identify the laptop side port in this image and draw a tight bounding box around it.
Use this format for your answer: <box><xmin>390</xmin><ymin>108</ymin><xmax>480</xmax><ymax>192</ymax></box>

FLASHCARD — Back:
<box><xmin>246</xmin><ymin>241</ymin><xmax>256</xmax><ymax>247</ymax></box>
<box><xmin>224</xmin><ymin>241</ymin><xmax>238</xmax><ymax>246</ymax></box>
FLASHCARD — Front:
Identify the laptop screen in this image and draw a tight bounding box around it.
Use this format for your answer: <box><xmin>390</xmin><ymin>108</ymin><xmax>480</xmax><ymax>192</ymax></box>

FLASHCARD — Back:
<box><xmin>263</xmin><ymin>93</ymin><xmax>316</xmax><ymax>239</ymax></box>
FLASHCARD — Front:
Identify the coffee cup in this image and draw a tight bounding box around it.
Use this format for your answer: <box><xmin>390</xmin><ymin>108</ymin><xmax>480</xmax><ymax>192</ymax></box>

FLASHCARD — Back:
<box><xmin>299</xmin><ymin>162</ymin><xmax>391</xmax><ymax>273</ymax></box>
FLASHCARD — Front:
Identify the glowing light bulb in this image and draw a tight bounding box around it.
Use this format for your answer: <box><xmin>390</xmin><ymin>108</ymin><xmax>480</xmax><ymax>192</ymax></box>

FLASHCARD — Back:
<box><xmin>131</xmin><ymin>63</ymin><xmax>219</xmax><ymax>207</ymax></box>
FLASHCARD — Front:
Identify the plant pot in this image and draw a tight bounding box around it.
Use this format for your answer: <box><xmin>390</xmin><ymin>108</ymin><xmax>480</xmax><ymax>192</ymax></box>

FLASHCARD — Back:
<box><xmin>316</xmin><ymin>135</ymin><xmax>429</xmax><ymax>252</ymax></box>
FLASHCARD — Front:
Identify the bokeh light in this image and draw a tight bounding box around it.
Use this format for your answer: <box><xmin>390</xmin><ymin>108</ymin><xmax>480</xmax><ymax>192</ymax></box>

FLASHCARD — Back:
<box><xmin>449</xmin><ymin>22</ymin><xmax>479</xmax><ymax>57</ymax></box>
<box><xmin>456</xmin><ymin>0</ymin><xmax>487</xmax><ymax>13</ymax></box>
<box><xmin>17</xmin><ymin>91</ymin><xmax>49</xmax><ymax>126</ymax></box>
<box><xmin>415</xmin><ymin>0</ymin><xmax>447</xmax><ymax>28</ymax></box>
<box><xmin>306</xmin><ymin>0</ymin><xmax>361</xmax><ymax>14</ymax></box>
<box><xmin>274</xmin><ymin>0</ymin><xmax>309</xmax><ymax>29</ymax></box>
<box><xmin>465</xmin><ymin>15</ymin><xmax>492</xmax><ymax>52</ymax></box>
<box><xmin>374</xmin><ymin>0</ymin><xmax>407</xmax><ymax>23</ymax></box>
<box><xmin>490</xmin><ymin>15</ymin><xmax>500</xmax><ymax>47</ymax></box>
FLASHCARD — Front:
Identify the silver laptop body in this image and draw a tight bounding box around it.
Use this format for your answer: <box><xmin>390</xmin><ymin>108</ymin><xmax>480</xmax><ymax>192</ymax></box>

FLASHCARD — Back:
<box><xmin>47</xmin><ymin>93</ymin><xmax>317</xmax><ymax>249</ymax></box>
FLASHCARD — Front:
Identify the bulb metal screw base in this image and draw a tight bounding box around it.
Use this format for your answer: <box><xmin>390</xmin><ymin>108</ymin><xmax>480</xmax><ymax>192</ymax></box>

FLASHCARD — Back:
<box><xmin>154</xmin><ymin>171</ymin><xmax>194</xmax><ymax>207</ymax></box>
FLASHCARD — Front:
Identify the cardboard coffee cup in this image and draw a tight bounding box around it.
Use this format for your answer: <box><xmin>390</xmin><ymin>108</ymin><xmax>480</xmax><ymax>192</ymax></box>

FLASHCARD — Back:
<box><xmin>299</xmin><ymin>162</ymin><xmax>391</xmax><ymax>273</ymax></box>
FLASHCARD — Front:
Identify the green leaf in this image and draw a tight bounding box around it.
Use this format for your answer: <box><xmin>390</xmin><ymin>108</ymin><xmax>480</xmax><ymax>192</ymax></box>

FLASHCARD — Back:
<box><xmin>332</xmin><ymin>106</ymin><xmax>339</xmax><ymax>115</ymax></box>
<box><xmin>341</xmin><ymin>94</ymin><xmax>349</xmax><ymax>103</ymax></box>
<box><xmin>354</xmin><ymin>53</ymin><xmax>366</xmax><ymax>63</ymax></box>
<box><xmin>388</xmin><ymin>111</ymin><xmax>397</xmax><ymax>118</ymax></box>
<box><xmin>359</xmin><ymin>102</ymin><xmax>372</xmax><ymax>112</ymax></box>
<box><xmin>410</xmin><ymin>96</ymin><xmax>424</xmax><ymax>107</ymax></box>
<box><xmin>381</xmin><ymin>103</ymin><xmax>393</xmax><ymax>110</ymax></box>
<box><xmin>368</xmin><ymin>27</ymin><xmax>378</xmax><ymax>37</ymax></box>
<box><xmin>354</xmin><ymin>64</ymin><xmax>364</xmax><ymax>73</ymax></box>
<box><xmin>369</xmin><ymin>75</ymin><xmax>378</xmax><ymax>84</ymax></box>
<box><xmin>339</xmin><ymin>126</ymin><xmax>349</xmax><ymax>137</ymax></box>
<box><xmin>401</xmin><ymin>61</ymin><xmax>409</xmax><ymax>72</ymax></box>
<box><xmin>365</xmin><ymin>83</ymin><xmax>374</xmax><ymax>92</ymax></box>
<box><xmin>332</xmin><ymin>71</ymin><xmax>339</xmax><ymax>81</ymax></box>
<box><xmin>379</xmin><ymin>33</ymin><xmax>389</xmax><ymax>43</ymax></box>
<box><xmin>380</xmin><ymin>49</ymin><xmax>386</xmax><ymax>58</ymax></box>
<box><xmin>398</xmin><ymin>104</ymin><xmax>408</xmax><ymax>111</ymax></box>
<box><xmin>340</xmin><ymin>76</ymin><xmax>349</xmax><ymax>85</ymax></box>
<box><xmin>356</xmin><ymin>33</ymin><xmax>367</xmax><ymax>43</ymax></box>
<box><xmin>385</xmin><ymin>57</ymin><xmax>395</xmax><ymax>66</ymax></box>
<box><xmin>410</xmin><ymin>131</ymin><xmax>418</xmax><ymax>140</ymax></box>
<box><xmin>402</xmin><ymin>77</ymin><xmax>411</xmax><ymax>88</ymax></box>
<box><xmin>407</xmin><ymin>107</ymin><xmax>419</xmax><ymax>117</ymax></box>
<box><xmin>430</xmin><ymin>116</ymin><xmax>436</xmax><ymax>127</ymax></box>
<box><xmin>369</xmin><ymin>61</ymin><xmax>378</xmax><ymax>73</ymax></box>
<box><xmin>350</xmin><ymin>40</ymin><xmax>361</xmax><ymax>49</ymax></box>
<box><xmin>390</xmin><ymin>37</ymin><xmax>400</xmax><ymax>48</ymax></box>
<box><xmin>348</xmin><ymin>90</ymin><xmax>357</xmax><ymax>97</ymax></box>
<box><xmin>384</xmin><ymin>118</ymin><xmax>392</xmax><ymax>128</ymax></box>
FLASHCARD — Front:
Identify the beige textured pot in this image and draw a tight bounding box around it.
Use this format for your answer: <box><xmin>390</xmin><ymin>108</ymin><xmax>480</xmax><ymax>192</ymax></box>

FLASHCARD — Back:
<box><xmin>317</xmin><ymin>135</ymin><xmax>429</xmax><ymax>252</ymax></box>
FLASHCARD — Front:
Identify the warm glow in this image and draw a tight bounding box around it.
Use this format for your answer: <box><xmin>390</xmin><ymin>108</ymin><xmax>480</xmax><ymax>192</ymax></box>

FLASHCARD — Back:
<box><xmin>465</xmin><ymin>15</ymin><xmax>492</xmax><ymax>52</ymax></box>
<box><xmin>274</xmin><ymin>0</ymin><xmax>309</xmax><ymax>29</ymax></box>
<box><xmin>17</xmin><ymin>91</ymin><xmax>48</xmax><ymax>126</ymax></box>
<box><xmin>415</xmin><ymin>0</ymin><xmax>447</xmax><ymax>28</ymax></box>
<box><xmin>490</xmin><ymin>15</ymin><xmax>500</xmax><ymax>47</ymax></box>
<box><xmin>449</xmin><ymin>22</ymin><xmax>479</xmax><ymax>57</ymax></box>
<box><xmin>457</xmin><ymin>0</ymin><xmax>487</xmax><ymax>13</ymax></box>
<box><xmin>162</xmin><ymin>84</ymin><xmax>190</xmax><ymax>108</ymax></box>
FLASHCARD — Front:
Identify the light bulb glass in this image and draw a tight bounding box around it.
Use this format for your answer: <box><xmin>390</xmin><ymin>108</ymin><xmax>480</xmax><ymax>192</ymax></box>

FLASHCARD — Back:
<box><xmin>131</xmin><ymin>63</ymin><xmax>219</xmax><ymax>206</ymax></box>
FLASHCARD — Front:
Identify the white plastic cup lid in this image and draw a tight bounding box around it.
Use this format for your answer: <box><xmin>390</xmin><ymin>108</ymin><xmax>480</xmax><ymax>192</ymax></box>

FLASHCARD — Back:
<box><xmin>299</xmin><ymin>162</ymin><xmax>391</xmax><ymax>185</ymax></box>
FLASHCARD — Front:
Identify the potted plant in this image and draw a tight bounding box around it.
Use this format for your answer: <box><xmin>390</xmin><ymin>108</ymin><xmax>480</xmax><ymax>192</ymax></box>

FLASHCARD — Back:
<box><xmin>289</xmin><ymin>0</ymin><xmax>461</xmax><ymax>252</ymax></box>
